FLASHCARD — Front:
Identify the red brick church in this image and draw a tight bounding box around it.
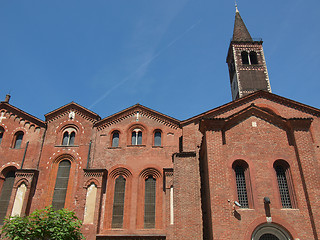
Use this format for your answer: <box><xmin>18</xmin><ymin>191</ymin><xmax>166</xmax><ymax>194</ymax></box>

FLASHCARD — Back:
<box><xmin>1</xmin><ymin>8</ymin><xmax>320</xmax><ymax>240</ymax></box>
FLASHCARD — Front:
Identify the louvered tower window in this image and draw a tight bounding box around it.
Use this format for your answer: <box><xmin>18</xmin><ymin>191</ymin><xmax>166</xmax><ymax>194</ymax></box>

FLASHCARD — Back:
<box><xmin>275</xmin><ymin>165</ymin><xmax>292</xmax><ymax>208</ymax></box>
<box><xmin>234</xmin><ymin>165</ymin><xmax>249</xmax><ymax>208</ymax></box>
<box><xmin>112</xmin><ymin>175</ymin><xmax>126</xmax><ymax>228</ymax></box>
<box><xmin>52</xmin><ymin>160</ymin><xmax>71</xmax><ymax>210</ymax></box>
<box><xmin>0</xmin><ymin>170</ymin><xmax>16</xmax><ymax>224</ymax></box>
<box><xmin>144</xmin><ymin>176</ymin><xmax>156</xmax><ymax>228</ymax></box>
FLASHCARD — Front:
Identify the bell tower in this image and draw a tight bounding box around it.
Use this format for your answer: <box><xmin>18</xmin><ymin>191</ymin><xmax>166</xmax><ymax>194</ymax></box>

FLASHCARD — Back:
<box><xmin>226</xmin><ymin>6</ymin><xmax>271</xmax><ymax>100</ymax></box>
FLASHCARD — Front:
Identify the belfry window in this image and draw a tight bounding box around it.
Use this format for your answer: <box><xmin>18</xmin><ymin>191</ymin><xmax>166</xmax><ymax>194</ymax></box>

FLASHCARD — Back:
<box><xmin>250</xmin><ymin>51</ymin><xmax>258</xmax><ymax>64</ymax></box>
<box><xmin>144</xmin><ymin>176</ymin><xmax>156</xmax><ymax>228</ymax></box>
<box><xmin>274</xmin><ymin>161</ymin><xmax>293</xmax><ymax>208</ymax></box>
<box><xmin>13</xmin><ymin>131</ymin><xmax>24</xmax><ymax>149</ymax></box>
<box><xmin>0</xmin><ymin>170</ymin><xmax>16</xmax><ymax>225</ymax></box>
<box><xmin>112</xmin><ymin>132</ymin><xmax>119</xmax><ymax>147</ymax></box>
<box><xmin>241</xmin><ymin>51</ymin><xmax>249</xmax><ymax>64</ymax></box>
<box><xmin>154</xmin><ymin>131</ymin><xmax>161</xmax><ymax>146</ymax></box>
<box><xmin>132</xmin><ymin>129</ymin><xmax>142</xmax><ymax>145</ymax></box>
<box><xmin>52</xmin><ymin>160</ymin><xmax>71</xmax><ymax>210</ymax></box>
<box><xmin>112</xmin><ymin>175</ymin><xmax>126</xmax><ymax>228</ymax></box>
<box><xmin>62</xmin><ymin>128</ymin><xmax>76</xmax><ymax>146</ymax></box>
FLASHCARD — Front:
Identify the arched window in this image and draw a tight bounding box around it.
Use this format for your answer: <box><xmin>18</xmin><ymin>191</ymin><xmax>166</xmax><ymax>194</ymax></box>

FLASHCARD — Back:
<box><xmin>144</xmin><ymin>176</ymin><xmax>156</xmax><ymax>228</ymax></box>
<box><xmin>13</xmin><ymin>131</ymin><xmax>24</xmax><ymax>149</ymax></box>
<box><xmin>0</xmin><ymin>170</ymin><xmax>16</xmax><ymax>224</ymax></box>
<box><xmin>274</xmin><ymin>160</ymin><xmax>294</xmax><ymax>208</ymax></box>
<box><xmin>112</xmin><ymin>175</ymin><xmax>126</xmax><ymax>228</ymax></box>
<box><xmin>132</xmin><ymin>129</ymin><xmax>142</xmax><ymax>145</ymax></box>
<box><xmin>112</xmin><ymin>132</ymin><xmax>120</xmax><ymax>147</ymax></box>
<box><xmin>241</xmin><ymin>51</ymin><xmax>249</xmax><ymax>64</ymax></box>
<box><xmin>52</xmin><ymin>160</ymin><xmax>71</xmax><ymax>210</ymax></box>
<box><xmin>62</xmin><ymin>128</ymin><xmax>76</xmax><ymax>146</ymax></box>
<box><xmin>250</xmin><ymin>51</ymin><xmax>258</xmax><ymax>64</ymax></box>
<box><xmin>154</xmin><ymin>131</ymin><xmax>161</xmax><ymax>146</ymax></box>
<box><xmin>252</xmin><ymin>223</ymin><xmax>292</xmax><ymax>240</ymax></box>
<box><xmin>0</xmin><ymin>127</ymin><xmax>4</xmax><ymax>145</ymax></box>
<box><xmin>233</xmin><ymin>160</ymin><xmax>252</xmax><ymax>208</ymax></box>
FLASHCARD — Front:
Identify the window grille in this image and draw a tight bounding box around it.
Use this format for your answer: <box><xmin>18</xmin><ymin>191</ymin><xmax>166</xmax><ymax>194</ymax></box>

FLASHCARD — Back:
<box><xmin>0</xmin><ymin>171</ymin><xmax>16</xmax><ymax>224</ymax></box>
<box><xmin>144</xmin><ymin>177</ymin><xmax>156</xmax><ymax>228</ymax></box>
<box><xmin>52</xmin><ymin>160</ymin><xmax>71</xmax><ymax>210</ymax></box>
<box><xmin>259</xmin><ymin>233</ymin><xmax>280</xmax><ymax>240</ymax></box>
<box><xmin>275</xmin><ymin>165</ymin><xmax>292</xmax><ymax>208</ymax></box>
<box><xmin>235</xmin><ymin>165</ymin><xmax>249</xmax><ymax>208</ymax></box>
<box><xmin>112</xmin><ymin>176</ymin><xmax>126</xmax><ymax>228</ymax></box>
<box><xmin>112</xmin><ymin>132</ymin><xmax>119</xmax><ymax>147</ymax></box>
<box><xmin>154</xmin><ymin>132</ymin><xmax>161</xmax><ymax>146</ymax></box>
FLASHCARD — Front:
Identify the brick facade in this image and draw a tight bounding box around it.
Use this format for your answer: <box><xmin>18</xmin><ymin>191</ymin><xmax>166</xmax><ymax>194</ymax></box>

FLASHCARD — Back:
<box><xmin>1</xmin><ymin>10</ymin><xmax>320</xmax><ymax>240</ymax></box>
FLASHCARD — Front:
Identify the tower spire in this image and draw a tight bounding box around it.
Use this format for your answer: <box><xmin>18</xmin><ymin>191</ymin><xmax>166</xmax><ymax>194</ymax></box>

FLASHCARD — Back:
<box><xmin>232</xmin><ymin>6</ymin><xmax>252</xmax><ymax>42</ymax></box>
<box><xmin>235</xmin><ymin>1</ymin><xmax>239</xmax><ymax>13</ymax></box>
<box><xmin>226</xmin><ymin>7</ymin><xmax>271</xmax><ymax>100</ymax></box>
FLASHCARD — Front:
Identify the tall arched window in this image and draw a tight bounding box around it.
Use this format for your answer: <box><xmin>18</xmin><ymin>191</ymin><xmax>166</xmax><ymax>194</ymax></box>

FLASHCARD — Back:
<box><xmin>13</xmin><ymin>131</ymin><xmax>24</xmax><ymax>149</ymax></box>
<box><xmin>250</xmin><ymin>51</ymin><xmax>258</xmax><ymax>64</ymax></box>
<box><xmin>0</xmin><ymin>127</ymin><xmax>4</xmax><ymax>145</ymax></box>
<box><xmin>0</xmin><ymin>170</ymin><xmax>16</xmax><ymax>224</ymax></box>
<box><xmin>154</xmin><ymin>131</ymin><xmax>161</xmax><ymax>146</ymax></box>
<box><xmin>144</xmin><ymin>176</ymin><xmax>156</xmax><ymax>228</ymax></box>
<box><xmin>132</xmin><ymin>129</ymin><xmax>142</xmax><ymax>145</ymax></box>
<box><xmin>52</xmin><ymin>160</ymin><xmax>71</xmax><ymax>210</ymax></box>
<box><xmin>233</xmin><ymin>160</ymin><xmax>252</xmax><ymax>208</ymax></box>
<box><xmin>112</xmin><ymin>175</ymin><xmax>126</xmax><ymax>228</ymax></box>
<box><xmin>62</xmin><ymin>128</ymin><xmax>76</xmax><ymax>146</ymax></box>
<box><xmin>112</xmin><ymin>132</ymin><xmax>119</xmax><ymax>147</ymax></box>
<box><xmin>241</xmin><ymin>51</ymin><xmax>249</xmax><ymax>64</ymax></box>
<box><xmin>274</xmin><ymin>160</ymin><xmax>294</xmax><ymax>208</ymax></box>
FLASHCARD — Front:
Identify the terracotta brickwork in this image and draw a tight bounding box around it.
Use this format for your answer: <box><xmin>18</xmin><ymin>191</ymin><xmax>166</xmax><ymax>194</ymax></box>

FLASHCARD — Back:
<box><xmin>1</xmin><ymin>10</ymin><xmax>320</xmax><ymax>240</ymax></box>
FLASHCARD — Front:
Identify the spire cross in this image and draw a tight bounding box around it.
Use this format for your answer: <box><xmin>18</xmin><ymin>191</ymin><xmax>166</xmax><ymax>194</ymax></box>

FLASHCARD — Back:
<box><xmin>0</xmin><ymin>112</ymin><xmax>6</xmax><ymax>123</ymax></box>
<box><xmin>235</xmin><ymin>1</ymin><xmax>239</xmax><ymax>12</ymax></box>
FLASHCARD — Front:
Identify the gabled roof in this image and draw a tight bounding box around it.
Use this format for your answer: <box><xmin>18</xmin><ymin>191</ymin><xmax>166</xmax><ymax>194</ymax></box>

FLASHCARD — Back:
<box><xmin>0</xmin><ymin>102</ymin><xmax>46</xmax><ymax>127</ymax></box>
<box><xmin>181</xmin><ymin>91</ymin><xmax>320</xmax><ymax>126</ymax></box>
<box><xmin>45</xmin><ymin>102</ymin><xmax>101</xmax><ymax>122</ymax></box>
<box><xmin>199</xmin><ymin>103</ymin><xmax>312</xmax><ymax>134</ymax></box>
<box><xmin>95</xmin><ymin>104</ymin><xmax>180</xmax><ymax>130</ymax></box>
<box><xmin>232</xmin><ymin>9</ymin><xmax>253</xmax><ymax>42</ymax></box>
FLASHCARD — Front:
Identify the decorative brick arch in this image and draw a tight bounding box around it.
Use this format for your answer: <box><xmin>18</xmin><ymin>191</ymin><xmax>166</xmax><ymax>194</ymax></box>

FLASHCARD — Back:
<box><xmin>244</xmin><ymin>216</ymin><xmax>298</xmax><ymax>240</ymax></box>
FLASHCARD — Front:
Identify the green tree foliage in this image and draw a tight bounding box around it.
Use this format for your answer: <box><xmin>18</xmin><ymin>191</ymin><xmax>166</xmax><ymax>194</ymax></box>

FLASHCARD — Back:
<box><xmin>1</xmin><ymin>206</ymin><xmax>84</xmax><ymax>240</ymax></box>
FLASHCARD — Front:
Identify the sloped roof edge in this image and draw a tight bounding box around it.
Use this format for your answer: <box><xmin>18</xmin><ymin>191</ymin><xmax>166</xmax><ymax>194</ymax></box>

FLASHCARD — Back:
<box><xmin>181</xmin><ymin>91</ymin><xmax>320</xmax><ymax>126</ymax></box>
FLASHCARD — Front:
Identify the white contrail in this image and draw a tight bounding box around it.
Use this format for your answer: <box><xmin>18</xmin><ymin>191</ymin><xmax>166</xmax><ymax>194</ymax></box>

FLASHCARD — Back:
<box><xmin>89</xmin><ymin>19</ymin><xmax>202</xmax><ymax>109</ymax></box>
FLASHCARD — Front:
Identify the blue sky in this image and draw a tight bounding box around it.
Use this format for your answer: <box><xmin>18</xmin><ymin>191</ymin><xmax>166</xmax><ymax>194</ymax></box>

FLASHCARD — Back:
<box><xmin>0</xmin><ymin>0</ymin><xmax>319</xmax><ymax>121</ymax></box>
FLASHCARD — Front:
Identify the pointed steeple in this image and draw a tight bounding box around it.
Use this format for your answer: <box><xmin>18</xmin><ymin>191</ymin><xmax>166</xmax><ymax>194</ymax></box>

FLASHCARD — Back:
<box><xmin>232</xmin><ymin>7</ymin><xmax>252</xmax><ymax>41</ymax></box>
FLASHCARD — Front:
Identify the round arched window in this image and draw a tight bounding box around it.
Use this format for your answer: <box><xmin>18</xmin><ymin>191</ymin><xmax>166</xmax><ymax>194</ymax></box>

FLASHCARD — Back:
<box><xmin>252</xmin><ymin>223</ymin><xmax>291</xmax><ymax>240</ymax></box>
